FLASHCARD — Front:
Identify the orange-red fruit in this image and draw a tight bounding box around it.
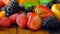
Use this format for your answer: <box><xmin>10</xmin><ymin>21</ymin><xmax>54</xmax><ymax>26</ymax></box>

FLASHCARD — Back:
<box><xmin>1</xmin><ymin>0</ymin><xmax>11</xmax><ymax>6</ymax></box>
<box><xmin>16</xmin><ymin>13</ymin><xmax>28</xmax><ymax>28</ymax></box>
<box><xmin>51</xmin><ymin>4</ymin><xmax>60</xmax><ymax>21</ymax></box>
<box><xmin>0</xmin><ymin>17</ymin><xmax>11</xmax><ymax>27</ymax></box>
<box><xmin>17</xmin><ymin>0</ymin><xmax>27</xmax><ymax>4</ymax></box>
<box><xmin>17</xmin><ymin>0</ymin><xmax>38</xmax><ymax>4</ymax></box>
<box><xmin>0</xmin><ymin>3</ymin><xmax>4</xmax><ymax>10</ymax></box>
<box><xmin>0</xmin><ymin>11</ymin><xmax>6</xmax><ymax>19</ymax></box>
<box><xmin>9</xmin><ymin>13</ymin><xmax>19</xmax><ymax>24</ymax></box>
<box><xmin>27</xmin><ymin>12</ymin><xmax>42</xmax><ymax>30</ymax></box>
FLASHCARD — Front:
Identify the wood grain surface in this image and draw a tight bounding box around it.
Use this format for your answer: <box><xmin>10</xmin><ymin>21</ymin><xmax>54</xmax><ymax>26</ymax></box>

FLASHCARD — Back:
<box><xmin>0</xmin><ymin>26</ymin><xmax>49</xmax><ymax>34</ymax></box>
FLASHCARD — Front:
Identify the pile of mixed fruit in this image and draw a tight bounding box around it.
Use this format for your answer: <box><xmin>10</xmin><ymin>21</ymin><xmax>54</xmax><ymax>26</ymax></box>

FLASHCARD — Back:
<box><xmin>0</xmin><ymin>0</ymin><xmax>60</xmax><ymax>30</ymax></box>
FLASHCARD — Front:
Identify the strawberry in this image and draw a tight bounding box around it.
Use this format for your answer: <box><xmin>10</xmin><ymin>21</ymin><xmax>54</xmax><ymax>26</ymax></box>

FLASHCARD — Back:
<box><xmin>18</xmin><ymin>11</ymin><xmax>24</xmax><ymax>14</ymax></box>
<box><xmin>0</xmin><ymin>17</ymin><xmax>11</xmax><ymax>27</ymax></box>
<box><xmin>27</xmin><ymin>12</ymin><xmax>32</xmax><ymax>18</ymax></box>
<box><xmin>27</xmin><ymin>12</ymin><xmax>42</xmax><ymax>30</ymax></box>
<box><xmin>34</xmin><ymin>6</ymin><xmax>54</xmax><ymax>19</ymax></box>
<box><xmin>16</xmin><ymin>13</ymin><xmax>28</xmax><ymax>28</ymax></box>
<box><xmin>9</xmin><ymin>13</ymin><xmax>19</xmax><ymax>24</ymax></box>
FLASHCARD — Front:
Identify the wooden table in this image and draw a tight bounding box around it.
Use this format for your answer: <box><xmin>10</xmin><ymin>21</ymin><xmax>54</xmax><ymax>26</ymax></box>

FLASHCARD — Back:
<box><xmin>0</xmin><ymin>25</ymin><xmax>49</xmax><ymax>34</ymax></box>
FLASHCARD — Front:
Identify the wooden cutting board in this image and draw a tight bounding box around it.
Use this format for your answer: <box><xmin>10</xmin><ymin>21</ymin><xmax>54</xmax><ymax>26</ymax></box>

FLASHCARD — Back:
<box><xmin>0</xmin><ymin>26</ymin><xmax>49</xmax><ymax>34</ymax></box>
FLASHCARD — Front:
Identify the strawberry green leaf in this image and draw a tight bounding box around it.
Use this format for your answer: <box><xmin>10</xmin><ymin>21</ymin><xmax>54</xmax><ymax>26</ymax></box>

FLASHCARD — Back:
<box><xmin>39</xmin><ymin>0</ymin><xmax>53</xmax><ymax>4</ymax></box>
<box><xmin>24</xmin><ymin>1</ymin><xmax>39</xmax><ymax>7</ymax></box>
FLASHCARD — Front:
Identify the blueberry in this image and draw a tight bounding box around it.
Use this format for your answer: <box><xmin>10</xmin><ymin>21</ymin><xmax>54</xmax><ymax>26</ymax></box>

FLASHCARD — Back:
<box><xmin>43</xmin><ymin>16</ymin><xmax>60</xmax><ymax>30</ymax></box>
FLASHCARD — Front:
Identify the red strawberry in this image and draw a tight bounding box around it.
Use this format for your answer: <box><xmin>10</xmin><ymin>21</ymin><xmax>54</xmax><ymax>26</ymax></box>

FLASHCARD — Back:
<box><xmin>18</xmin><ymin>11</ymin><xmax>24</xmax><ymax>14</ymax></box>
<box><xmin>0</xmin><ymin>17</ymin><xmax>11</xmax><ymax>27</ymax></box>
<box><xmin>27</xmin><ymin>12</ymin><xmax>32</xmax><ymax>18</ymax></box>
<box><xmin>9</xmin><ymin>13</ymin><xmax>19</xmax><ymax>24</ymax></box>
<box><xmin>34</xmin><ymin>6</ymin><xmax>54</xmax><ymax>19</ymax></box>
<box><xmin>16</xmin><ymin>13</ymin><xmax>28</xmax><ymax>28</ymax></box>
<box><xmin>27</xmin><ymin>12</ymin><xmax>42</xmax><ymax>30</ymax></box>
